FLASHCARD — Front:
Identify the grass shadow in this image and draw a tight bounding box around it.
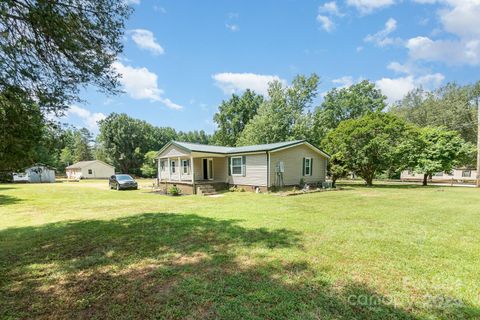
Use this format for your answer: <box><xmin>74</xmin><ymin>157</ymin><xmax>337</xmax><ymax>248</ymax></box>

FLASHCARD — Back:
<box><xmin>0</xmin><ymin>194</ymin><xmax>22</xmax><ymax>206</ymax></box>
<box><xmin>0</xmin><ymin>212</ymin><xmax>477</xmax><ymax>319</ymax></box>
<box><xmin>337</xmin><ymin>182</ymin><xmax>442</xmax><ymax>190</ymax></box>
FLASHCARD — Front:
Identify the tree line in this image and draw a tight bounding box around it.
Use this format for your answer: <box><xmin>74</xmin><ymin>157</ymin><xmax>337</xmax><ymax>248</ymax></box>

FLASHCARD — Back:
<box><xmin>1</xmin><ymin>2</ymin><xmax>477</xmax><ymax>184</ymax></box>
<box><xmin>3</xmin><ymin>74</ymin><xmax>477</xmax><ymax>186</ymax></box>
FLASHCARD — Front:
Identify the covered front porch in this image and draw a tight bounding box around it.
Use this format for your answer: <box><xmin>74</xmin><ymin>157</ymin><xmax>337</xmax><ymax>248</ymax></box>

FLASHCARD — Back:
<box><xmin>158</xmin><ymin>156</ymin><xmax>228</xmax><ymax>183</ymax></box>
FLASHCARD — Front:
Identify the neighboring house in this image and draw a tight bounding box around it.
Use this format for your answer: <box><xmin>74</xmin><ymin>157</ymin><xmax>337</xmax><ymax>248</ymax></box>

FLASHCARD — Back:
<box><xmin>13</xmin><ymin>164</ymin><xmax>55</xmax><ymax>183</ymax></box>
<box><xmin>401</xmin><ymin>168</ymin><xmax>478</xmax><ymax>183</ymax></box>
<box><xmin>66</xmin><ymin>160</ymin><xmax>115</xmax><ymax>179</ymax></box>
<box><xmin>156</xmin><ymin>140</ymin><xmax>330</xmax><ymax>194</ymax></box>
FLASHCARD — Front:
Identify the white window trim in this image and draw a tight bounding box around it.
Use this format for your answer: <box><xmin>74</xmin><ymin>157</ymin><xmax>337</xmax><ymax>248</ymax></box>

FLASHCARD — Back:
<box><xmin>231</xmin><ymin>156</ymin><xmax>244</xmax><ymax>176</ymax></box>
<box><xmin>182</xmin><ymin>159</ymin><xmax>189</xmax><ymax>174</ymax></box>
<box><xmin>304</xmin><ymin>157</ymin><xmax>312</xmax><ymax>176</ymax></box>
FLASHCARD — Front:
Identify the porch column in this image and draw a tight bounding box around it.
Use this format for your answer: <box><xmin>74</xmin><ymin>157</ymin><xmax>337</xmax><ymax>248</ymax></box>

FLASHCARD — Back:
<box><xmin>191</xmin><ymin>156</ymin><xmax>196</xmax><ymax>194</ymax></box>
<box><xmin>177</xmin><ymin>156</ymin><xmax>181</xmax><ymax>181</ymax></box>
<box><xmin>167</xmin><ymin>157</ymin><xmax>171</xmax><ymax>181</ymax></box>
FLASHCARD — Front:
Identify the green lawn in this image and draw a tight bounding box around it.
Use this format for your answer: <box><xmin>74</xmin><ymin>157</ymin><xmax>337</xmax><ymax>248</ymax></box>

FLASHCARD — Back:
<box><xmin>0</xmin><ymin>181</ymin><xmax>479</xmax><ymax>319</ymax></box>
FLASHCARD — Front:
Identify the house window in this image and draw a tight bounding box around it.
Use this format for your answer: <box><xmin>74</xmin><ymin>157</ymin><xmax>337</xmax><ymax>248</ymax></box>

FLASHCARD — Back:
<box><xmin>304</xmin><ymin>157</ymin><xmax>312</xmax><ymax>176</ymax></box>
<box><xmin>171</xmin><ymin>161</ymin><xmax>176</xmax><ymax>173</ymax></box>
<box><xmin>462</xmin><ymin>170</ymin><xmax>471</xmax><ymax>178</ymax></box>
<box><xmin>231</xmin><ymin>156</ymin><xmax>243</xmax><ymax>175</ymax></box>
<box><xmin>88</xmin><ymin>169</ymin><xmax>93</xmax><ymax>174</ymax></box>
<box><xmin>182</xmin><ymin>160</ymin><xmax>189</xmax><ymax>174</ymax></box>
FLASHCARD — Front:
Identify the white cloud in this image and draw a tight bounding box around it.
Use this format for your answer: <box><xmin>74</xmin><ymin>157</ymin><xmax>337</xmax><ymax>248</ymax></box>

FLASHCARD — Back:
<box><xmin>406</xmin><ymin>36</ymin><xmax>480</xmax><ymax>65</ymax></box>
<box><xmin>347</xmin><ymin>0</ymin><xmax>396</xmax><ymax>14</ymax></box>
<box><xmin>126</xmin><ymin>0</ymin><xmax>140</xmax><ymax>5</ymax></box>
<box><xmin>113</xmin><ymin>61</ymin><xmax>182</xmax><ymax>109</ymax></box>
<box><xmin>376</xmin><ymin>73</ymin><xmax>444</xmax><ymax>104</ymax></box>
<box><xmin>319</xmin><ymin>1</ymin><xmax>343</xmax><ymax>16</ymax></box>
<box><xmin>405</xmin><ymin>0</ymin><xmax>480</xmax><ymax>66</ymax></box>
<box><xmin>387</xmin><ymin>61</ymin><xmax>412</xmax><ymax>74</ymax></box>
<box><xmin>440</xmin><ymin>1</ymin><xmax>480</xmax><ymax>38</ymax></box>
<box><xmin>129</xmin><ymin>29</ymin><xmax>165</xmax><ymax>55</ymax></box>
<box><xmin>212</xmin><ymin>72</ymin><xmax>287</xmax><ymax>96</ymax></box>
<box><xmin>332</xmin><ymin>76</ymin><xmax>354</xmax><ymax>88</ymax></box>
<box><xmin>225</xmin><ymin>24</ymin><xmax>239</xmax><ymax>32</ymax></box>
<box><xmin>364</xmin><ymin>18</ymin><xmax>402</xmax><ymax>47</ymax></box>
<box><xmin>317</xmin><ymin>15</ymin><xmax>334</xmax><ymax>32</ymax></box>
<box><xmin>153</xmin><ymin>5</ymin><xmax>166</xmax><ymax>13</ymax></box>
<box><xmin>68</xmin><ymin>105</ymin><xmax>106</xmax><ymax>132</ymax></box>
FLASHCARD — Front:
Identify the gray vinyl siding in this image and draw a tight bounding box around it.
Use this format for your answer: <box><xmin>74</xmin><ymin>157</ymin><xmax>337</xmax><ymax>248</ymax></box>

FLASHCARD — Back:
<box><xmin>228</xmin><ymin>153</ymin><xmax>268</xmax><ymax>187</ymax></box>
<box><xmin>269</xmin><ymin>144</ymin><xmax>327</xmax><ymax>187</ymax></box>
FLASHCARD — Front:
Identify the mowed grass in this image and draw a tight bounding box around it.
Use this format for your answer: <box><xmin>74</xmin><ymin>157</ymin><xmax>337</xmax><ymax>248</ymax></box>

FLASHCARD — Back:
<box><xmin>0</xmin><ymin>181</ymin><xmax>479</xmax><ymax>319</ymax></box>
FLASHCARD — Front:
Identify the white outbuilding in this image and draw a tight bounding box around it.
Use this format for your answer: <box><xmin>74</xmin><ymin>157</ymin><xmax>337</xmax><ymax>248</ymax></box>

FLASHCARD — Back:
<box><xmin>13</xmin><ymin>164</ymin><xmax>56</xmax><ymax>183</ymax></box>
<box><xmin>66</xmin><ymin>160</ymin><xmax>115</xmax><ymax>179</ymax></box>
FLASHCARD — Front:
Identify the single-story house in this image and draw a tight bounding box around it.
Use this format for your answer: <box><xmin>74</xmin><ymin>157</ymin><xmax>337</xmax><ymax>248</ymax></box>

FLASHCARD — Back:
<box><xmin>66</xmin><ymin>160</ymin><xmax>115</xmax><ymax>179</ymax></box>
<box><xmin>13</xmin><ymin>164</ymin><xmax>56</xmax><ymax>183</ymax></box>
<box><xmin>401</xmin><ymin>168</ymin><xmax>478</xmax><ymax>183</ymax></box>
<box><xmin>156</xmin><ymin>140</ymin><xmax>330</xmax><ymax>194</ymax></box>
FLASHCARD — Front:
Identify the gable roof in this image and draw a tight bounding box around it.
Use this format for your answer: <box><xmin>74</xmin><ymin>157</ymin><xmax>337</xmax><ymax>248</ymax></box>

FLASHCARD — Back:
<box><xmin>66</xmin><ymin>160</ymin><xmax>114</xmax><ymax>169</ymax></box>
<box><xmin>158</xmin><ymin>140</ymin><xmax>330</xmax><ymax>158</ymax></box>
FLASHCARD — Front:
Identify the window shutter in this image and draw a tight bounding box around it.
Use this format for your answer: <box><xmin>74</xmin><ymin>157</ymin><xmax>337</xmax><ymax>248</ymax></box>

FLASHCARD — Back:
<box><xmin>310</xmin><ymin>158</ymin><xmax>313</xmax><ymax>176</ymax></box>
<box><xmin>302</xmin><ymin>158</ymin><xmax>305</xmax><ymax>176</ymax></box>
<box><xmin>187</xmin><ymin>160</ymin><xmax>190</xmax><ymax>174</ymax></box>
<box><xmin>228</xmin><ymin>157</ymin><xmax>231</xmax><ymax>176</ymax></box>
<box><xmin>242</xmin><ymin>156</ymin><xmax>246</xmax><ymax>176</ymax></box>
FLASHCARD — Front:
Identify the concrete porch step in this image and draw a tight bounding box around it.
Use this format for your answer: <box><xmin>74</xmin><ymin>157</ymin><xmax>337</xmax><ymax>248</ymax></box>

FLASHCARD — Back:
<box><xmin>197</xmin><ymin>184</ymin><xmax>217</xmax><ymax>196</ymax></box>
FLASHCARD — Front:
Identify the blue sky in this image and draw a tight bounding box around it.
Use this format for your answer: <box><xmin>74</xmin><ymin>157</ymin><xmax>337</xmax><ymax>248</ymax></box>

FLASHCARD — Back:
<box><xmin>64</xmin><ymin>0</ymin><xmax>480</xmax><ymax>134</ymax></box>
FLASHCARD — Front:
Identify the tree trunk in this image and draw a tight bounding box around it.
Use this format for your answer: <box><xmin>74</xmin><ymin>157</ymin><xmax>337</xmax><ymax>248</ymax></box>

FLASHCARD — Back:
<box><xmin>365</xmin><ymin>176</ymin><xmax>373</xmax><ymax>186</ymax></box>
<box><xmin>423</xmin><ymin>174</ymin><xmax>428</xmax><ymax>186</ymax></box>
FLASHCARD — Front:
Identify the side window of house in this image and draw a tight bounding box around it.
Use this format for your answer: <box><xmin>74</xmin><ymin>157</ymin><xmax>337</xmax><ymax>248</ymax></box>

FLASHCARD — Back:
<box><xmin>231</xmin><ymin>157</ymin><xmax>243</xmax><ymax>175</ymax></box>
<box><xmin>303</xmin><ymin>157</ymin><xmax>312</xmax><ymax>176</ymax></box>
<box><xmin>182</xmin><ymin>160</ymin><xmax>188</xmax><ymax>174</ymax></box>
<box><xmin>171</xmin><ymin>161</ymin><xmax>176</xmax><ymax>173</ymax></box>
<box><xmin>88</xmin><ymin>169</ymin><xmax>93</xmax><ymax>174</ymax></box>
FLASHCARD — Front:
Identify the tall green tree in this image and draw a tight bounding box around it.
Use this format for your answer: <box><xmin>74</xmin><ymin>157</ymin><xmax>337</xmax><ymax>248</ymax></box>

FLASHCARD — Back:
<box><xmin>98</xmin><ymin>114</ymin><xmax>151</xmax><ymax>174</ymax></box>
<box><xmin>140</xmin><ymin>151</ymin><xmax>158</xmax><ymax>177</ymax></box>
<box><xmin>323</xmin><ymin>112</ymin><xmax>414</xmax><ymax>186</ymax></box>
<box><xmin>212</xmin><ymin>90</ymin><xmax>263</xmax><ymax>146</ymax></box>
<box><xmin>403</xmin><ymin>127</ymin><xmax>473</xmax><ymax>186</ymax></box>
<box><xmin>1</xmin><ymin>0</ymin><xmax>131</xmax><ymax>170</ymax></box>
<box><xmin>313</xmin><ymin>80</ymin><xmax>386</xmax><ymax>143</ymax></box>
<box><xmin>73</xmin><ymin>128</ymin><xmax>93</xmax><ymax>163</ymax></box>
<box><xmin>237</xmin><ymin>74</ymin><xmax>319</xmax><ymax>145</ymax></box>
<box><xmin>1</xmin><ymin>0</ymin><xmax>131</xmax><ymax>114</ymax></box>
<box><xmin>391</xmin><ymin>82</ymin><xmax>479</xmax><ymax>144</ymax></box>
<box><xmin>0</xmin><ymin>86</ymin><xmax>44</xmax><ymax>171</ymax></box>
<box><xmin>177</xmin><ymin>130</ymin><xmax>211</xmax><ymax>145</ymax></box>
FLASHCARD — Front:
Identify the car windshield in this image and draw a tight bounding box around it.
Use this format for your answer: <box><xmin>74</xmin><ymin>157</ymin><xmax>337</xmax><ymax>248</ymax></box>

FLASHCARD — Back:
<box><xmin>116</xmin><ymin>175</ymin><xmax>133</xmax><ymax>181</ymax></box>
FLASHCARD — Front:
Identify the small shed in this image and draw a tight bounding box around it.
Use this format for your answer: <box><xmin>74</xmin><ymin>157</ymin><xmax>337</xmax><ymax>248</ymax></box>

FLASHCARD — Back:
<box><xmin>66</xmin><ymin>160</ymin><xmax>115</xmax><ymax>179</ymax></box>
<box><xmin>13</xmin><ymin>164</ymin><xmax>56</xmax><ymax>183</ymax></box>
